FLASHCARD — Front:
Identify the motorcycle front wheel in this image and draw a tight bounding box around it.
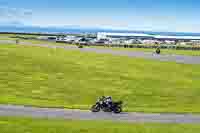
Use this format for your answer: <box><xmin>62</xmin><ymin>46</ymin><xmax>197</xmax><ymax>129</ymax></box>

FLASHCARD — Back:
<box><xmin>113</xmin><ymin>107</ymin><xmax>122</xmax><ymax>114</ymax></box>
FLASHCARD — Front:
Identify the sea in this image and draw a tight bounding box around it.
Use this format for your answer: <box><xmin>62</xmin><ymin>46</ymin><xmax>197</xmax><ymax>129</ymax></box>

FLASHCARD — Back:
<box><xmin>1</xmin><ymin>25</ymin><xmax>200</xmax><ymax>37</ymax></box>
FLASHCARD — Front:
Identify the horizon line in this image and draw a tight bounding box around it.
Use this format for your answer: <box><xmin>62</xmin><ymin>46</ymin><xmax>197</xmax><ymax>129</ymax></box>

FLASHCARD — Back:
<box><xmin>1</xmin><ymin>23</ymin><xmax>200</xmax><ymax>34</ymax></box>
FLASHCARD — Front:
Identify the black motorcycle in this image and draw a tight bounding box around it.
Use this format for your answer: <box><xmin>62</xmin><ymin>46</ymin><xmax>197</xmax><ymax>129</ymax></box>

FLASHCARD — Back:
<box><xmin>156</xmin><ymin>47</ymin><xmax>161</xmax><ymax>54</ymax></box>
<box><xmin>91</xmin><ymin>100</ymin><xmax>123</xmax><ymax>113</ymax></box>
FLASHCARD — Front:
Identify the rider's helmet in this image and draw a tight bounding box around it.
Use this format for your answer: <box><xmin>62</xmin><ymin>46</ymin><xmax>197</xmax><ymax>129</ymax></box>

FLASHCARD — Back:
<box><xmin>98</xmin><ymin>96</ymin><xmax>105</xmax><ymax>101</ymax></box>
<box><xmin>105</xmin><ymin>96</ymin><xmax>112</xmax><ymax>101</ymax></box>
<box><xmin>101</xmin><ymin>96</ymin><xmax>105</xmax><ymax>99</ymax></box>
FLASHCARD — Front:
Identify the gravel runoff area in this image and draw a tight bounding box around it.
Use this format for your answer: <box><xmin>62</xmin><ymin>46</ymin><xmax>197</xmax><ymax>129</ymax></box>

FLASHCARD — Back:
<box><xmin>0</xmin><ymin>104</ymin><xmax>200</xmax><ymax>123</ymax></box>
<box><xmin>1</xmin><ymin>39</ymin><xmax>200</xmax><ymax>64</ymax></box>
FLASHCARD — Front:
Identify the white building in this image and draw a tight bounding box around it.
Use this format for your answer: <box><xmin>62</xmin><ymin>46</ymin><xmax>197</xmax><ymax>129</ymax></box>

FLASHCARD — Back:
<box><xmin>141</xmin><ymin>40</ymin><xmax>161</xmax><ymax>44</ymax></box>
<box><xmin>97</xmin><ymin>32</ymin><xmax>153</xmax><ymax>40</ymax></box>
<box><xmin>97</xmin><ymin>32</ymin><xmax>200</xmax><ymax>41</ymax></box>
<box><xmin>37</xmin><ymin>36</ymin><xmax>57</xmax><ymax>40</ymax></box>
<box><xmin>164</xmin><ymin>40</ymin><xmax>175</xmax><ymax>45</ymax></box>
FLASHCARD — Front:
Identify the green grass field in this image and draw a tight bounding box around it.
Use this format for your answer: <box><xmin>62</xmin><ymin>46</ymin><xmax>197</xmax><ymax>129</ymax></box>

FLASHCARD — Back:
<box><xmin>0</xmin><ymin>33</ymin><xmax>41</xmax><ymax>38</ymax></box>
<box><xmin>0</xmin><ymin>44</ymin><xmax>200</xmax><ymax>113</ymax></box>
<box><xmin>0</xmin><ymin>34</ymin><xmax>72</xmax><ymax>46</ymax></box>
<box><xmin>21</xmin><ymin>39</ymin><xmax>71</xmax><ymax>46</ymax></box>
<box><xmin>0</xmin><ymin>117</ymin><xmax>200</xmax><ymax>133</ymax></box>
<box><xmin>0</xmin><ymin>34</ymin><xmax>17</xmax><ymax>40</ymax></box>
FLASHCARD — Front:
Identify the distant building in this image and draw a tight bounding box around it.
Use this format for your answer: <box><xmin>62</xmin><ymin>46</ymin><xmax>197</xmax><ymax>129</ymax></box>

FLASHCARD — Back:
<box><xmin>164</xmin><ymin>40</ymin><xmax>176</xmax><ymax>45</ymax></box>
<box><xmin>141</xmin><ymin>40</ymin><xmax>160</xmax><ymax>44</ymax></box>
<box><xmin>37</xmin><ymin>36</ymin><xmax>57</xmax><ymax>40</ymax></box>
<box><xmin>97</xmin><ymin>32</ymin><xmax>153</xmax><ymax>40</ymax></box>
<box><xmin>97</xmin><ymin>32</ymin><xmax>200</xmax><ymax>41</ymax></box>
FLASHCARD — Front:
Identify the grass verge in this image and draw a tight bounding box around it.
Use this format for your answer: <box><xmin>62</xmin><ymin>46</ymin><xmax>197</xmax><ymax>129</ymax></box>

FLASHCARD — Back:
<box><xmin>0</xmin><ymin>117</ymin><xmax>200</xmax><ymax>133</ymax></box>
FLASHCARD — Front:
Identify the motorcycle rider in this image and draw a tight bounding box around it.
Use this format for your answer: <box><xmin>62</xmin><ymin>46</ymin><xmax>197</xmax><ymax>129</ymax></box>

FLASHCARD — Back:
<box><xmin>16</xmin><ymin>39</ymin><xmax>20</xmax><ymax>45</ymax></box>
<box><xmin>104</xmin><ymin>96</ymin><xmax>113</xmax><ymax>108</ymax></box>
<box><xmin>156</xmin><ymin>46</ymin><xmax>161</xmax><ymax>54</ymax></box>
<box><xmin>97</xmin><ymin>96</ymin><xmax>105</xmax><ymax>104</ymax></box>
<box><xmin>98</xmin><ymin>96</ymin><xmax>113</xmax><ymax>108</ymax></box>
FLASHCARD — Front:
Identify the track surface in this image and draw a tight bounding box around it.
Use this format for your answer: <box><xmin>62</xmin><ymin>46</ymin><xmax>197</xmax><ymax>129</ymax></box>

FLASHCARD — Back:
<box><xmin>1</xmin><ymin>40</ymin><xmax>200</xmax><ymax>64</ymax></box>
<box><xmin>1</xmin><ymin>104</ymin><xmax>200</xmax><ymax>123</ymax></box>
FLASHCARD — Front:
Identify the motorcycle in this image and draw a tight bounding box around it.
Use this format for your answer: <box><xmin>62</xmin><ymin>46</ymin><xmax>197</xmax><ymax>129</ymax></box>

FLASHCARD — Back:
<box><xmin>156</xmin><ymin>47</ymin><xmax>161</xmax><ymax>54</ymax></box>
<box><xmin>91</xmin><ymin>100</ymin><xmax>123</xmax><ymax>113</ymax></box>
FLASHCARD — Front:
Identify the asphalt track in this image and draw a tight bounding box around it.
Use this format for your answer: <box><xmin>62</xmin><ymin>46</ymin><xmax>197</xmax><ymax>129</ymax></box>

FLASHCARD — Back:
<box><xmin>1</xmin><ymin>39</ymin><xmax>200</xmax><ymax>64</ymax></box>
<box><xmin>1</xmin><ymin>104</ymin><xmax>200</xmax><ymax>123</ymax></box>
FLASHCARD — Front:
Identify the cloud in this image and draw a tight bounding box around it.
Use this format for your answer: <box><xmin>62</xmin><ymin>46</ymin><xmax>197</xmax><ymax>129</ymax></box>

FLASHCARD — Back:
<box><xmin>0</xmin><ymin>6</ymin><xmax>32</xmax><ymax>21</ymax></box>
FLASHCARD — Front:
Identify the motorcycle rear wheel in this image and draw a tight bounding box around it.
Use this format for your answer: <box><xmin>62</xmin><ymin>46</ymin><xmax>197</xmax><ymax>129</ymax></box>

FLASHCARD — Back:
<box><xmin>113</xmin><ymin>107</ymin><xmax>122</xmax><ymax>114</ymax></box>
<box><xmin>91</xmin><ymin>105</ymin><xmax>100</xmax><ymax>112</ymax></box>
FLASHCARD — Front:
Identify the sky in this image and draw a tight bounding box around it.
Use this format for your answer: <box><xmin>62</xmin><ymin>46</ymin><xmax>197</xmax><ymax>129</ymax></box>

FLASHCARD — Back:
<box><xmin>0</xmin><ymin>0</ymin><xmax>200</xmax><ymax>32</ymax></box>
